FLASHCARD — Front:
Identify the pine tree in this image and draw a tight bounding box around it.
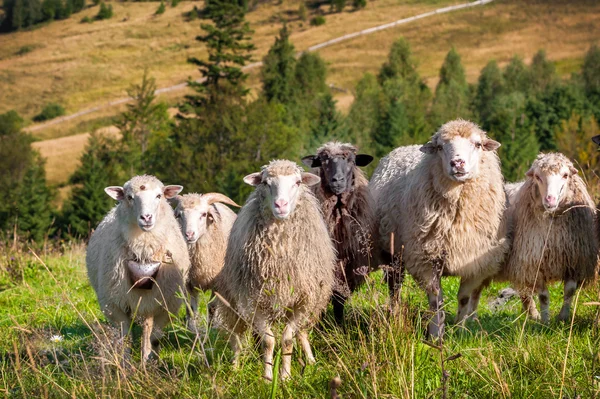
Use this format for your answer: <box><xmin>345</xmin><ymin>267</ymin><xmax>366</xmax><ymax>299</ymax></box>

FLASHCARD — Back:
<box><xmin>261</xmin><ymin>24</ymin><xmax>297</xmax><ymax>104</ymax></box>
<box><xmin>15</xmin><ymin>153</ymin><xmax>55</xmax><ymax>243</ymax></box>
<box><xmin>309</xmin><ymin>93</ymin><xmax>341</xmax><ymax>150</ymax></box>
<box><xmin>378</xmin><ymin>37</ymin><xmax>419</xmax><ymax>85</ymax></box>
<box><xmin>529</xmin><ymin>49</ymin><xmax>557</xmax><ymax>94</ymax></box>
<box><xmin>344</xmin><ymin>73</ymin><xmax>385</xmax><ymax>152</ymax></box>
<box><xmin>294</xmin><ymin>52</ymin><xmax>328</xmax><ymax>100</ymax></box>
<box><xmin>185</xmin><ymin>0</ymin><xmax>255</xmax><ymax>109</ymax></box>
<box><xmin>430</xmin><ymin>47</ymin><xmax>470</xmax><ymax>128</ymax></box>
<box><xmin>473</xmin><ymin>60</ymin><xmax>504</xmax><ymax>129</ymax></box>
<box><xmin>59</xmin><ymin>134</ymin><xmax>122</xmax><ymax>238</ymax></box>
<box><xmin>503</xmin><ymin>56</ymin><xmax>530</xmax><ymax>94</ymax></box>
<box><xmin>582</xmin><ymin>45</ymin><xmax>600</xmax><ymax>120</ymax></box>
<box><xmin>555</xmin><ymin>112</ymin><xmax>599</xmax><ymax>180</ymax></box>
<box><xmin>371</xmin><ymin>98</ymin><xmax>409</xmax><ymax>157</ymax></box>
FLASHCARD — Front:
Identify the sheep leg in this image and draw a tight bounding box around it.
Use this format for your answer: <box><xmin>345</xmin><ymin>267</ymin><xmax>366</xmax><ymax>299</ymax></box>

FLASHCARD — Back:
<box><xmin>332</xmin><ymin>294</ymin><xmax>347</xmax><ymax>325</ymax></box>
<box><xmin>141</xmin><ymin>315</ymin><xmax>154</xmax><ymax>369</ymax></box>
<box><xmin>281</xmin><ymin>321</ymin><xmax>297</xmax><ymax>381</ymax></box>
<box><xmin>520</xmin><ymin>293</ymin><xmax>540</xmax><ymax>320</ymax></box>
<box><xmin>426</xmin><ymin>285</ymin><xmax>445</xmax><ymax>341</ymax></box>
<box><xmin>229</xmin><ymin>333</ymin><xmax>243</xmax><ymax>368</ymax></box>
<box><xmin>469</xmin><ymin>278</ymin><xmax>491</xmax><ymax>321</ymax></box>
<box><xmin>297</xmin><ymin>330</ymin><xmax>315</xmax><ymax>365</ymax></box>
<box><xmin>186</xmin><ymin>286</ymin><xmax>200</xmax><ymax>334</ymax></box>
<box><xmin>254</xmin><ymin>314</ymin><xmax>276</xmax><ymax>381</ymax></box>
<box><xmin>456</xmin><ymin>277</ymin><xmax>485</xmax><ymax>324</ymax></box>
<box><xmin>557</xmin><ymin>280</ymin><xmax>578</xmax><ymax>322</ymax></box>
<box><xmin>538</xmin><ymin>286</ymin><xmax>550</xmax><ymax>323</ymax></box>
<box><xmin>107</xmin><ymin>306</ymin><xmax>133</xmax><ymax>366</ymax></box>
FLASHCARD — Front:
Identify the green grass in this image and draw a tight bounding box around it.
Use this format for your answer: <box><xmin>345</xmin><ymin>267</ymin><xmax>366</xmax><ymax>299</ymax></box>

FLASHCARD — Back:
<box><xmin>1</xmin><ymin>246</ymin><xmax>600</xmax><ymax>397</ymax></box>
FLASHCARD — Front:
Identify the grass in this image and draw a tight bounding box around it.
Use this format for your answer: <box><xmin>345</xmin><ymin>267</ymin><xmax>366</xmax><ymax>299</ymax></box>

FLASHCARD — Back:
<box><xmin>1</xmin><ymin>244</ymin><xmax>600</xmax><ymax>397</ymax></box>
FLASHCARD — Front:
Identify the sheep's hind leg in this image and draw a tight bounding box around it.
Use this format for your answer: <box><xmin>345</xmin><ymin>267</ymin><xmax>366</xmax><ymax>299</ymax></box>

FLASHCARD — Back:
<box><xmin>186</xmin><ymin>286</ymin><xmax>200</xmax><ymax>334</ymax></box>
<box><xmin>538</xmin><ymin>285</ymin><xmax>550</xmax><ymax>323</ymax></box>
<box><xmin>280</xmin><ymin>321</ymin><xmax>297</xmax><ymax>381</ymax></box>
<box><xmin>426</xmin><ymin>283</ymin><xmax>445</xmax><ymax>341</ymax></box>
<box><xmin>141</xmin><ymin>315</ymin><xmax>154</xmax><ymax>369</ymax></box>
<box><xmin>520</xmin><ymin>290</ymin><xmax>540</xmax><ymax>320</ymax></box>
<box><xmin>297</xmin><ymin>330</ymin><xmax>315</xmax><ymax>365</ymax></box>
<box><xmin>469</xmin><ymin>278</ymin><xmax>491</xmax><ymax>321</ymax></box>
<box><xmin>254</xmin><ymin>313</ymin><xmax>276</xmax><ymax>381</ymax></box>
<box><xmin>332</xmin><ymin>294</ymin><xmax>347</xmax><ymax>325</ymax></box>
<box><xmin>456</xmin><ymin>277</ymin><xmax>486</xmax><ymax>325</ymax></box>
<box><xmin>557</xmin><ymin>280</ymin><xmax>578</xmax><ymax>322</ymax></box>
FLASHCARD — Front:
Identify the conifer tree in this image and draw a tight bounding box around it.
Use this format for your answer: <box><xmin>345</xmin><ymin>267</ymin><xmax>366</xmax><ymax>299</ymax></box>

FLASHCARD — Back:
<box><xmin>582</xmin><ymin>45</ymin><xmax>600</xmax><ymax>120</ymax></box>
<box><xmin>261</xmin><ymin>24</ymin><xmax>296</xmax><ymax>104</ymax></box>
<box><xmin>529</xmin><ymin>49</ymin><xmax>557</xmax><ymax>94</ymax></box>
<box><xmin>503</xmin><ymin>56</ymin><xmax>530</xmax><ymax>94</ymax></box>
<box><xmin>430</xmin><ymin>47</ymin><xmax>470</xmax><ymax>128</ymax></box>
<box><xmin>473</xmin><ymin>60</ymin><xmax>504</xmax><ymax>129</ymax></box>
<box><xmin>344</xmin><ymin>73</ymin><xmax>385</xmax><ymax>152</ymax></box>
<box><xmin>309</xmin><ymin>92</ymin><xmax>341</xmax><ymax>149</ymax></box>
<box><xmin>378</xmin><ymin>37</ymin><xmax>419</xmax><ymax>85</ymax></box>
<box><xmin>371</xmin><ymin>98</ymin><xmax>409</xmax><ymax>157</ymax></box>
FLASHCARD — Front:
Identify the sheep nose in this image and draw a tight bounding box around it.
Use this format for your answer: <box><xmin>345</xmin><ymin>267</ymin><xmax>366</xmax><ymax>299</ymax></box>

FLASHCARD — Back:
<box><xmin>274</xmin><ymin>199</ymin><xmax>288</xmax><ymax>209</ymax></box>
<box><xmin>450</xmin><ymin>159</ymin><xmax>465</xmax><ymax>169</ymax></box>
<box><xmin>331</xmin><ymin>175</ymin><xmax>345</xmax><ymax>183</ymax></box>
<box><xmin>140</xmin><ymin>214</ymin><xmax>153</xmax><ymax>223</ymax></box>
<box><xmin>185</xmin><ymin>231</ymin><xmax>195</xmax><ymax>240</ymax></box>
<box><xmin>545</xmin><ymin>195</ymin><xmax>557</xmax><ymax>206</ymax></box>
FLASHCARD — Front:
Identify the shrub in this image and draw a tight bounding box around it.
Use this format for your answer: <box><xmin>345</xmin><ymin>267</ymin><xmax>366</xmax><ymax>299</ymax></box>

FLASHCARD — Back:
<box><xmin>72</xmin><ymin>0</ymin><xmax>84</xmax><ymax>12</ymax></box>
<box><xmin>298</xmin><ymin>1</ymin><xmax>307</xmax><ymax>21</ymax></box>
<box><xmin>170</xmin><ymin>0</ymin><xmax>179</xmax><ymax>7</ymax></box>
<box><xmin>33</xmin><ymin>103</ymin><xmax>65</xmax><ymax>122</ymax></box>
<box><xmin>95</xmin><ymin>1</ymin><xmax>112</xmax><ymax>20</ymax></box>
<box><xmin>80</xmin><ymin>15</ymin><xmax>91</xmax><ymax>22</ymax></box>
<box><xmin>353</xmin><ymin>0</ymin><xmax>366</xmax><ymax>9</ymax></box>
<box><xmin>155</xmin><ymin>1</ymin><xmax>165</xmax><ymax>14</ymax></box>
<box><xmin>331</xmin><ymin>0</ymin><xmax>345</xmax><ymax>13</ymax></box>
<box><xmin>184</xmin><ymin>5</ymin><xmax>200</xmax><ymax>21</ymax></box>
<box><xmin>16</xmin><ymin>45</ymin><xmax>35</xmax><ymax>56</ymax></box>
<box><xmin>310</xmin><ymin>15</ymin><xmax>325</xmax><ymax>26</ymax></box>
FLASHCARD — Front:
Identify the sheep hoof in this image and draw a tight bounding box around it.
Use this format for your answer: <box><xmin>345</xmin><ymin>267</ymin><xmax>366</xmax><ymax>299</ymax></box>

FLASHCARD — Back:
<box><xmin>280</xmin><ymin>371</ymin><xmax>291</xmax><ymax>381</ymax></box>
<box><xmin>557</xmin><ymin>312</ymin><xmax>570</xmax><ymax>323</ymax></box>
<box><xmin>306</xmin><ymin>356</ymin><xmax>316</xmax><ymax>365</ymax></box>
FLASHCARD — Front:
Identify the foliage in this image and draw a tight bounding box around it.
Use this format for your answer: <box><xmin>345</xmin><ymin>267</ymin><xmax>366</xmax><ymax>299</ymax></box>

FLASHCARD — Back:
<box><xmin>1</xmin><ymin>0</ymin><xmax>84</xmax><ymax>32</ymax></box>
<box><xmin>555</xmin><ymin>113</ymin><xmax>600</xmax><ymax>184</ymax></box>
<box><xmin>331</xmin><ymin>0</ymin><xmax>345</xmax><ymax>13</ymax></box>
<box><xmin>261</xmin><ymin>25</ymin><xmax>296</xmax><ymax>104</ymax></box>
<box><xmin>310</xmin><ymin>15</ymin><xmax>325</xmax><ymax>26</ymax></box>
<box><xmin>95</xmin><ymin>1</ymin><xmax>113</xmax><ymax>20</ymax></box>
<box><xmin>298</xmin><ymin>1</ymin><xmax>307</xmax><ymax>21</ymax></box>
<box><xmin>353</xmin><ymin>0</ymin><xmax>366</xmax><ymax>10</ymax></box>
<box><xmin>155</xmin><ymin>1</ymin><xmax>165</xmax><ymax>15</ymax></box>
<box><xmin>430</xmin><ymin>47</ymin><xmax>470</xmax><ymax>128</ymax></box>
<box><xmin>33</xmin><ymin>103</ymin><xmax>65</xmax><ymax>122</ymax></box>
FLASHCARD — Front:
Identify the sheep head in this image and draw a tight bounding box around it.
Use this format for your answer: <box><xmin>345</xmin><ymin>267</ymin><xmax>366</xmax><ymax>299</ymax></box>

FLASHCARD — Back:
<box><xmin>105</xmin><ymin>175</ymin><xmax>183</xmax><ymax>232</ymax></box>
<box><xmin>525</xmin><ymin>152</ymin><xmax>578</xmax><ymax>213</ymax></box>
<box><xmin>592</xmin><ymin>135</ymin><xmax>600</xmax><ymax>147</ymax></box>
<box><xmin>302</xmin><ymin>142</ymin><xmax>373</xmax><ymax>195</ymax></box>
<box><xmin>420</xmin><ymin>119</ymin><xmax>500</xmax><ymax>183</ymax></box>
<box><xmin>243</xmin><ymin>160</ymin><xmax>320</xmax><ymax>220</ymax></box>
<box><xmin>172</xmin><ymin>193</ymin><xmax>239</xmax><ymax>244</ymax></box>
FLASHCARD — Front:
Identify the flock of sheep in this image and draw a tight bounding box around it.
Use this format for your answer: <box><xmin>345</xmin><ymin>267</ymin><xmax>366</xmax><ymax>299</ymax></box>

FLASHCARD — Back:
<box><xmin>85</xmin><ymin>119</ymin><xmax>600</xmax><ymax>381</ymax></box>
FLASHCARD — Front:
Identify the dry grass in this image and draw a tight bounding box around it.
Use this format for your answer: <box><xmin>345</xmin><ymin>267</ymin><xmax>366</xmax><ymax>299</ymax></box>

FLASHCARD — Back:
<box><xmin>0</xmin><ymin>0</ymin><xmax>455</xmax><ymax>123</ymax></box>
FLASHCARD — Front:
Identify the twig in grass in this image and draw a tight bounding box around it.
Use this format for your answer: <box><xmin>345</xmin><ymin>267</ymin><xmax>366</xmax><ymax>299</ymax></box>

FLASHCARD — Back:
<box><xmin>329</xmin><ymin>375</ymin><xmax>342</xmax><ymax>399</ymax></box>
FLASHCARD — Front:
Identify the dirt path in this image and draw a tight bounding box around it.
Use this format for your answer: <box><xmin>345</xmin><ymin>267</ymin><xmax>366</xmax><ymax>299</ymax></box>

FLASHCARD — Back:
<box><xmin>25</xmin><ymin>0</ymin><xmax>493</xmax><ymax>133</ymax></box>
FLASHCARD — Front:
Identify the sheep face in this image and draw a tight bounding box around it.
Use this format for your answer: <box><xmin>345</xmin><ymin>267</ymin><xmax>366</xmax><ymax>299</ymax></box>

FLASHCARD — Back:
<box><xmin>302</xmin><ymin>144</ymin><xmax>373</xmax><ymax>195</ymax></box>
<box><xmin>244</xmin><ymin>161</ymin><xmax>320</xmax><ymax>220</ymax></box>
<box><xmin>105</xmin><ymin>176</ymin><xmax>183</xmax><ymax>232</ymax></box>
<box><xmin>173</xmin><ymin>193</ymin><xmax>239</xmax><ymax>244</ymax></box>
<box><xmin>421</xmin><ymin>120</ymin><xmax>500</xmax><ymax>183</ymax></box>
<box><xmin>526</xmin><ymin>154</ymin><xmax>578</xmax><ymax>212</ymax></box>
<box><xmin>592</xmin><ymin>135</ymin><xmax>600</xmax><ymax>146</ymax></box>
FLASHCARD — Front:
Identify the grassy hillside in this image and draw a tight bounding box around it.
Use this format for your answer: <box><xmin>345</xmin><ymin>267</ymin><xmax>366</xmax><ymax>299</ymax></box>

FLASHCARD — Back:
<box><xmin>1</xmin><ymin>247</ymin><xmax>600</xmax><ymax>397</ymax></box>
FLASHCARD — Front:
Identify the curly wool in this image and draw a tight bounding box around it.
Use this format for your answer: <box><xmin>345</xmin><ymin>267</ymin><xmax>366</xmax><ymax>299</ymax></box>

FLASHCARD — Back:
<box><xmin>86</xmin><ymin>175</ymin><xmax>190</xmax><ymax>322</ymax></box>
<box><xmin>504</xmin><ymin>153</ymin><xmax>598</xmax><ymax>289</ymax></box>
<box><xmin>371</xmin><ymin>122</ymin><xmax>509</xmax><ymax>286</ymax></box>
<box><xmin>312</xmin><ymin>142</ymin><xmax>376</xmax><ymax>297</ymax></box>
<box><xmin>217</xmin><ymin>160</ymin><xmax>336</xmax><ymax>328</ymax></box>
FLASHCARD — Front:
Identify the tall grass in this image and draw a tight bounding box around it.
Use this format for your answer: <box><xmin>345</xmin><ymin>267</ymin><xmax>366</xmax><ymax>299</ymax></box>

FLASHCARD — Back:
<box><xmin>1</xmin><ymin>242</ymin><xmax>600</xmax><ymax>397</ymax></box>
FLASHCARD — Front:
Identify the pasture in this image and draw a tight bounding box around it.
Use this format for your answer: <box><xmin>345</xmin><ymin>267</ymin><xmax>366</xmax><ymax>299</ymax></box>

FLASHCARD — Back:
<box><xmin>1</xmin><ymin>244</ymin><xmax>600</xmax><ymax>397</ymax></box>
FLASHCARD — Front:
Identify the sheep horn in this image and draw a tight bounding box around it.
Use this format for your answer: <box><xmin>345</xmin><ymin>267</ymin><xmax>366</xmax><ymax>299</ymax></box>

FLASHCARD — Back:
<box><xmin>203</xmin><ymin>193</ymin><xmax>240</xmax><ymax>208</ymax></box>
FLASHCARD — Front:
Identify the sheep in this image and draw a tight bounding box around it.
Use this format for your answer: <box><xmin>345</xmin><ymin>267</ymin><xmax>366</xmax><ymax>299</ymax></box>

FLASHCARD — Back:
<box><xmin>86</xmin><ymin>175</ymin><xmax>190</xmax><ymax>366</ymax></box>
<box><xmin>301</xmin><ymin>142</ymin><xmax>376</xmax><ymax>323</ymax></box>
<box><xmin>215</xmin><ymin>159</ymin><xmax>336</xmax><ymax>381</ymax></box>
<box><xmin>370</xmin><ymin>119</ymin><xmax>509</xmax><ymax>339</ymax></box>
<box><xmin>505</xmin><ymin>181</ymin><xmax>525</xmax><ymax>205</ymax></box>
<box><xmin>171</xmin><ymin>193</ymin><xmax>239</xmax><ymax>333</ymax></box>
<box><xmin>499</xmin><ymin>153</ymin><xmax>598</xmax><ymax>322</ymax></box>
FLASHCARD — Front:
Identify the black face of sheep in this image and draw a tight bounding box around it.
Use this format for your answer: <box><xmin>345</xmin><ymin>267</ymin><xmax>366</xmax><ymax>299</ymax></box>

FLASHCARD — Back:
<box><xmin>592</xmin><ymin>135</ymin><xmax>600</xmax><ymax>147</ymax></box>
<box><xmin>302</xmin><ymin>152</ymin><xmax>373</xmax><ymax>195</ymax></box>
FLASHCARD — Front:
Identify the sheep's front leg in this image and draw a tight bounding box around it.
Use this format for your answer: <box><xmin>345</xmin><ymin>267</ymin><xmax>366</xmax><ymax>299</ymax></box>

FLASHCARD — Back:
<box><xmin>469</xmin><ymin>278</ymin><xmax>491</xmax><ymax>321</ymax></box>
<box><xmin>557</xmin><ymin>279</ymin><xmax>578</xmax><ymax>322</ymax></box>
<box><xmin>254</xmin><ymin>314</ymin><xmax>276</xmax><ymax>381</ymax></box>
<box><xmin>141</xmin><ymin>315</ymin><xmax>154</xmax><ymax>369</ymax></box>
<box><xmin>297</xmin><ymin>330</ymin><xmax>315</xmax><ymax>365</ymax></box>
<box><xmin>520</xmin><ymin>292</ymin><xmax>540</xmax><ymax>320</ymax></box>
<box><xmin>106</xmin><ymin>306</ymin><xmax>133</xmax><ymax>365</ymax></box>
<box><xmin>456</xmin><ymin>277</ymin><xmax>486</xmax><ymax>324</ymax></box>
<box><xmin>281</xmin><ymin>321</ymin><xmax>297</xmax><ymax>381</ymax></box>
<box><xmin>426</xmin><ymin>284</ymin><xmax>445</xmax><ymax>341</ymax></box>
<box><xmin>186</xmin><ymin>286</ymin><xmax>200</xmax><ymax>334</ymax></box>
<box><xmin>538</xmin><ymin>285</ymin><xmax>550</xmax><ymax>323</ymax></box>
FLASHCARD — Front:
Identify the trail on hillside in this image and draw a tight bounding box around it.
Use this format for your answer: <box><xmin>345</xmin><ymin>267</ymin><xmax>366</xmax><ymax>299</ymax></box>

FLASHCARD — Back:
<box><xmin>26</xmin><ymin>0</ymin><xmax>493</xmax><ymax>133</ymax></box>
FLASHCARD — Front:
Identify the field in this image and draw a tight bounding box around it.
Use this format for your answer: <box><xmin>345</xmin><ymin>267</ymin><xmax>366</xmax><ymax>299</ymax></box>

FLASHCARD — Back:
<box><xmin>1</xmin><ymin>245</ymin><xmax>600</xmax><ymax>398</ymax></box>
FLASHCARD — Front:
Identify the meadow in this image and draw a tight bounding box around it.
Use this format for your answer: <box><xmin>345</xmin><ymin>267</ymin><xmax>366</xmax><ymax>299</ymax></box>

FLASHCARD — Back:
<box><xmin>1</xmin><ymin>243</ymin><xmax>600</xmax><ymax>398</ymax></box>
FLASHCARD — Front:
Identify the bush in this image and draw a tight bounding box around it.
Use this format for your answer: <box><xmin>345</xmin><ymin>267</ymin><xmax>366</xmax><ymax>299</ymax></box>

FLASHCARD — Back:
<box><xmin>33</xmin><ymin>103</ymin><xmax>65</xmax><ymax>122</ymax></box>
<box><xmin>353</xmin><ymin>0</ymin><xmax>366</xmax><ymax>9</ymax></box>
<box><xmin>72</xmin><ymin>0</ymin><xmax>84</xmax><ymax>12</ymax></box>
<box><xmin>170</xmin><ymin>0</ymin><xmax>179</xmax><ymax>7</ymax></box>
<box><xmin>310</xmin><ymin>15</ymin><xmax>325</xmax><ymax>26</ymax></box>
<box><xmin>331</xmin><ymin>0</ymin><xmax>345</xmax><ymax>12</ymax></box>
<box><xmin>184</xmin><ymin>5</ymin><xmax>200</xmax><ymax>21</ymax></box>
<box><xmin>95</xmin><ymin>1</ymin><xmax>112</xmax><ymax>20</ymax></box>
<box><xmin>16</xmin><ymin>45</ymin><xmax>35</xmax><ymax>56</ymax></box>
<box><xmin>298</xmin><ymin>1</ymin><xmax>307</xmax><ymax>21</ymax></box>
<box><xmin>80</xmin><ymin>15</ymin><xmax>91</xmax><ymax>22</ymax></box>
<box><xmin>155</xmin><ymin>1</ymin><xmax>165</xmax><ymax>14</ymax></box>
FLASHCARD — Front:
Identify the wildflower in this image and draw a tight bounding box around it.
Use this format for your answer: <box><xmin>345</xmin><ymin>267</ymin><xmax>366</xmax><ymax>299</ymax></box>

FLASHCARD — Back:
<box><xmin>50</xmin><ymin>335</ymin><xmax>64</xmax><ymax>343</ymax></box>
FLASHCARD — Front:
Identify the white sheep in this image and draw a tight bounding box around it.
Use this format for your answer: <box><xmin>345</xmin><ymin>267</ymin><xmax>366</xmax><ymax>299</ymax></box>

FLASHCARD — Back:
<box><xmin>86</xmin><ymin>175</ymin><xmax>190</xmax><ymax>365</ymax></box>
<box><xmin>500</xmin><ymin>153</ymin><xmax>598</xmax><ymax>322</ymax></box>
<box><xmin>370</xmin><ymin>119</ymin><xmax>509</xmax><ymax>339</ymax></box>
<box><xmin>171</xmin><ymin>193</ymin><xmax>239</xmax><ymax>332</ymax></box>
<box><xmin>215</xmin><ymin>160</ymin><xmax>336</xmax><ymax>381</ymax></box>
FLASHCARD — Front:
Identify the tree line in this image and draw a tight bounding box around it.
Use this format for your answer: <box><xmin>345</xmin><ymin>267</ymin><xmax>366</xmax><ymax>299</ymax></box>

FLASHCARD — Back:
<box><xmin>1</xmin><ymin>0</ymin><xmax>599</xmax><ymax>243</ymax></box>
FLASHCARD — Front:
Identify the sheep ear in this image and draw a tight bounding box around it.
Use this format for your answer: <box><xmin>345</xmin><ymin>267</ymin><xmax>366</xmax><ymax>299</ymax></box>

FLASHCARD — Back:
<box><xmin>164</xmin><ymin>185</ymin><xmax>183</xmax><ymax>199</ymax></box>
<box><xmin>355</xmin><ymin>154</ymin><xmax>373</xmax><ymax>167</ymax></box>
<box><xmin>592</xmin><ymin>135</ymin><xmax>600</xmax><ymax>146</ymax></box>
<box><xmin>301</xmin><ymin>172</ymin><xmax>321</xmax><ymax>187</ymax></box>
<box><xmin>420</xmin><ymin>142</ymin><xmax>437</xmax><ymax>154</ymax></box>
<box><xmin>243</xmin><ymin>172</ymin><xmax>262</xmax><ymax>186</ymax></box>
<box><xmin>525</xmin><ymin>168</ymin><xmax>534</xmax><ymax>177</ymax></box>
<box><xmin>168</xmin><ymin>194</ymin><xmax>182</xmax><ymax>207</ymax></box>
<box><xmin>569</xmin><ymin>166</ymin><xmax>578</xmax><ymax>175</ymax></box>
<box><xmin>483</xmin><ymin>139</ymin><xmax>501</xmax><ymax>151</ymax></box>
<box><xmin>301</xmin><ymin>155</ymin><xmax>321</xmax><ymax>168</ymax></box>
<box><xmin>105</xmin><ymin>186</ymin><xmax>124</xmax><ymax>201</ymax></box>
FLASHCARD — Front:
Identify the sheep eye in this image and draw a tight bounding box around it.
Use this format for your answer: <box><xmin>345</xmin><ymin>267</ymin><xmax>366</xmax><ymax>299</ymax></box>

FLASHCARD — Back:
<box><xmin>201</xmin><ymin>212</ymin><xmax>207</xmax><ymax>218</ymax></box>
<box><xmin>535</xmin><ymin>175</ymin><xmax>542</xmax><ymax>182</ymax></box>
<box><xmin>296</xmin><ymin>181</ymin><xmax>301</xmax><ymax>186</ymax></box>
<box><xmin>436</xmin><ymin>145</ymin><xmax>443</xmax><ymax>151</ymax></box>
<box><xmin>127</xmin><ymin>195</ymin><xmax>134</xmax><ymax>201</ymax></box>
<box><xmin>475</xmin><ymin>142</ymin><xmax>482</xmax><ymax>149</ymax></box>
<box><xmin>156</xmin><ymin>194</ymin><xmax>162</xmax><ymax>199</ymax></box>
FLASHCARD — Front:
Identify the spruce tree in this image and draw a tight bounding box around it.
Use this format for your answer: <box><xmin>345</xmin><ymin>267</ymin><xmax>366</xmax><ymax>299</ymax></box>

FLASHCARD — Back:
<box><xmin>371</xmin><ymin>98</ymin><xmax>409</xmax><ymax>157</ymax></box>
<box><xmin>294</xmin><ymin>52</ymin><xmax>328</xmax><ymax>100</ymax></box>
<box><xmin>309</xmin><ymin>92</ymin><xmax>341</xmax><ymax>149</ymax></box>
<box><xmin>529</xmin><ymin>49</ymin><xmax>557</xmax><ymax>94</ymax></box>
<box><xmin>473</xmin><ymin>60</ymin><xmax>504</xmax><ymax>129</ymax></box>
<box><xmin>378</xmin><ymin>37</ymin><xmax>419</xmax><ymax>85</ymax></box>
<box><xmin>430</xmin><ymin>47</ymin><xmax>470</xmax><ymax>128</ymax></box>
<box><xmin>503</xmin><ymin>56</ymin><xmax>530</xmax><ymax>94</ymax></box>
<box><xmin>261</xmin><ymin>24</ymin><xmax>296</xmax><ymax>104</ymax></box>
<box><xmin>15</xmin><ymin>153</ymin><xmax>55</xmax><ymax>243</ymax></box>
<box><xmin>344</xmin><ymin>73</ymin><xmax>385</xmax><ymax>152</ymax></box>
<box><xmin>582</xmin><ymin>45</ymin><xmax>600</xmax><ymax>120</ymax></box>
<box><xmin>186</xmin><ymin>0</ymin><xmax>255</xmax><ymax>109</ymax></box>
